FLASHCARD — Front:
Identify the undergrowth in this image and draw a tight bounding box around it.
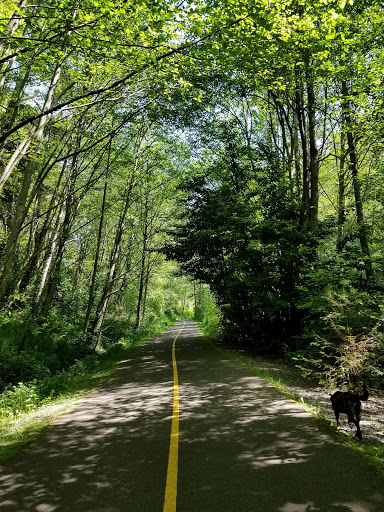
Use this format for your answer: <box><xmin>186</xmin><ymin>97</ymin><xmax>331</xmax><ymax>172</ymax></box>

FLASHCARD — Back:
<box><xmin>0</xmin><ymin>313</ymin><xmax>176</xmax><ymax>464</ymax></box>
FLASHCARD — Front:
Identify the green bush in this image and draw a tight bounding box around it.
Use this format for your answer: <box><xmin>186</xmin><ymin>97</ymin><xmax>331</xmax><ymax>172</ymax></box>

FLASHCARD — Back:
<box><xmin>289</xmin><ymin>286</ymin><xmax>384</xmax><ymax>387</ymax></box>
<box><xmin>194</xmin><ymin>284</ymin><xmax>222</xmax><ymax>337</ymax></box>
<box><xmin>0</xmin><ymin>381</ymin><xmax>41</xmax><ymax>419</ymax></box>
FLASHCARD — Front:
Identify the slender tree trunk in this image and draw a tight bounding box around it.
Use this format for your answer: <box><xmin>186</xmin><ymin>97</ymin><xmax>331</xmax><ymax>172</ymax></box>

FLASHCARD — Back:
<box><xmin>38</xmin><ymin>192</ymin><xmax>79</xmax><ymax>318</ymax></box>
<box><xmin>16</xmin><ymin>160</ymin><xmax>68</xmax><ymax>293</ymax></box>
<box><xmin>134</xmin><ymin>204</ymin><xmax>148</xmax><ymax>330</ymax></box>
<box><xmin>134</xmin><ymin>248</ymin><xmax>146</xmax><ymax>330</ymax></box>
<box><xmin>0</xmin><ymin>55</ymin><xmax>64</xmax><ymax>191</ymax></box>
<box><xmin>142</xmin><ymin>258</ymin><xmax>151</xmax><ymax>322</ymax></box>
<box><xmin>341</xmin><ymin>80</ymin><xmax>373</xmax><ymax>279</ymax></box>
<box><xmin>83</xmin><ymin>149</ymin><xmax>109</xmax><ymax>333</ymax></box>
<box><xmin>295</xmin><ymin>66</ymin><xmax>309</xmax><ymax>224</ymax></box>
<box><xmin>0</xmin><ymin>1</ymin><xmax>78</xmax><ymax>192</ymax></box>
<box><xmin>0</xmin><ymin>16</ymin><xmax>46</xmax><ymax>150</ymax></box>
<box><xmin>91</xmin><ymin>126</ymin><xmax>147</xmax><ymax>340</ymax></box>
<box><xmin>71</xmin><ymin>238</ymin><xmax>89</xmax><ymax>300</ymax></box>
<box><xmin>278</xmin><ymin>103</ymin><xmax>296</xmax><ymax>197</ymax></box>
<box><xmin>274</xmin><ymin>101</ymin><xmax>292</xmax><ymax>192</ymax></box>
<box><xmin>293</xmin><ymin>108</ymin><xmax>302</xmax><ymax>197</ymax></box>
<box><xmin>0</xmin><ymin>50</ymin><xmax>66</xmax><ymax>306</ymax></box>
<box><xmin>337</xmin><ymin>130</ymin><xmax>346</xmax><ymax>251</ymax></box>
<box><xmin>1</xmin><ymin>56</ymin><xmax>35</xmax><ymax>142</ymax></box>
<box><xmin>34</xmin><ymin>206</ymin><xmax>63</xmax><ymax>308</ymax></box>
<box><xmin>0</xmin><ymin>0</ymin><xmax>28</xmax><ymax>65</ymax></box>
<box><xmin>91</xmin><ymin>243</ymin><xmax>120</xmax><ymax>343</ymax></box>
<box><xmin>91</xmin><ymin>168</ymin><xmax>137</xmax><ymax>339</ymax></box>
<box><xmin>306</xmin><ymin>74</ymin><xmax>319</xmax><ymax>230</ymax></box>
<box><xmin>0</xmin><ymin>157</ymin><xmax>35</xmax><ymax>305</ymax></box>
<box><xmin>33</xmin><ymin>148</ymin><xmax>80</xmax><ymax>316</ymax></box>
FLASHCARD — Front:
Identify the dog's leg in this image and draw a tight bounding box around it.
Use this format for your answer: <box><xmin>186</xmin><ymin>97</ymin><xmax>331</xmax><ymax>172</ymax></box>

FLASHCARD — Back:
<box><xmin>331</xmin><ymin>401</ymin><xmax>340</xmax><ymax>426</ymax></box>
<box><xmin>347</xmin><ymin>413</ymin><xmax>362</xmax><ymax>440</ymax></box>
<box><xmin>334</xmin><ymin>410</ymin><xmax>340</xmax><ymax>426</ymax></box>
<box><xmin>355</xmin><ymin>405</ymin><xmax>362</xmax><ymax>440</ymax></box>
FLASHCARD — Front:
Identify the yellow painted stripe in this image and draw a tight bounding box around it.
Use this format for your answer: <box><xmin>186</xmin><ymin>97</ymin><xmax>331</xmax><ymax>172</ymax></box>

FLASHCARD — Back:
<box><xmin>163</xmin><ymin>323</ymin><xmax>185</xmax><ymax>512</ymax></box>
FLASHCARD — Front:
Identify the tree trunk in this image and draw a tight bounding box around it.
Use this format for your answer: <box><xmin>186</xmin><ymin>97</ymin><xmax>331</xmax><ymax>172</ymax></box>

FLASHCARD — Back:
<box><xmin>293</xmin><ymin>108</ymin><xmax>302</xmax><ymax>198</ymax></box>
<box><xmin>91</xmin><ymin>166</ymin><xmax>138</xmax><ymax>339</ymax></box>
<box><xmin>341</xmin><ymin>80</ymin><xmax>373</xmax><ymax>279</ymax></box>
<box><xmin>83</xmin><ymin>149</ymin><xmax>109</xmax><ymax>333</ymax></box>
<box><xmin>142</xmin><ymin>258</ymin><xmax>151</xmax><ymax>322</ymax></box>
<box><xmin>16</xmin><ymin>160</ymin><xmax>68</xmax><ymax>294</ymax></box>
<box><xmin>33</xmin><ymin>148</ymin><xmax>80</xmax><ymax>316</ymax></box>
<box><xmin>0</xmin><ymin>0</ymin><xmax>28</xmax><ymax>66</ymax></box>
<box><xmin>36</xmin><ymin>186</ymin><xmax>79</xmax><ymax>317</ymax></box>
<box><xmin>134</xmin><ymin>249</ymin><xmax>146</xmax><ymax>330</ymax></box>
<box><xmin>34</xmin><ymin>206</ymin><xmax>64</xmax><ymax>309</ymax></box>
<box><xmin>0</xmin><ymin>0</ymin><xmax>78</xmax><ymax>192</ymax></box>
<box><xmin>295</xmin><ymin>66</ymin><xmax>309</xmax><ymax>225</ymax></box>
<box><xmin>0</xmin><ymin>15</ymin><xmax>46</xmax><ymax>150</ymax></box>
<box><xmin>90</xmin><ymin>126</ymin><xmax>147</xmax><ymax>340</ymax></box>
<box><xmin>0</xmin><ymin>48</ymin><xmax>66</xmax><ymax>306</ymax></box>
<box><xmin>337</xmin><ymin>129</ymin><xmax>346</xmax><ymax>251</ymax></box>
<box><xmin>134</xmin><ymin>189</ymin><xmax>149</xmax><ymax>330</ymax></box>
<box><xmin>0</xmin><ymin>157</ymin><xmax>35</xmax><ymax>305</ymax></box>
<box><xmin>306</xmin><ymin>74</ymin><xmax>319</xmax><ymax>230</ymax></box>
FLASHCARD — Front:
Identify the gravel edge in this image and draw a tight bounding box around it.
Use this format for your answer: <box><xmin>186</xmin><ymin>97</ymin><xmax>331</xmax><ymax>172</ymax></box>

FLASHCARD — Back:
<box><xmin>218</xmin><ymin>346</ymin><xmax>384</xmax><ymax>447</ymax></box>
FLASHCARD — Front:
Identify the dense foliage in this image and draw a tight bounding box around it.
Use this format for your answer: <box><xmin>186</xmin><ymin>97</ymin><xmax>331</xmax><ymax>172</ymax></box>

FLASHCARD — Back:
<box><xmin>163</xmin><ymin>0</ymin><xmax>384</xmax><ymax>386</ymax></box>
<box><xmin>1</xmin><ymin>0</ymin><xmax>384</xmax><ymax>411</ymax></box>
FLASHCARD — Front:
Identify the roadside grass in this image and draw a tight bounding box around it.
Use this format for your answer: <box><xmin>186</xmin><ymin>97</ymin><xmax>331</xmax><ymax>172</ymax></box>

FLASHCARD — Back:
<box><xmin>0</xmin><ymin>397</ymin><xmax>86</xmax><ymax>464</ymax></box>
<box><xmin>199</xmin><ymin>326</ymin><xmax>384</xmax><ymax>477</ymax></box>
<box><xmin>240</xmin><ymin>352</ymin><xmax>384</xmax><ymax>475</ymax></box>
<box><xmin>0</xmin><ymin>317</ymin><xmax>175</xmax><ymax>465</ymax></box>
<box><xmin>233</xmin><ymin>352</ymin><xmax>326</xmax><ymax>417</ymax></box>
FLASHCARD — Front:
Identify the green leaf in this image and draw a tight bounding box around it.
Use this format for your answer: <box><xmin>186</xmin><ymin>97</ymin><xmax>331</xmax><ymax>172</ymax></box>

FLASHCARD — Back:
<box><xmin>191</xmin><ymin>26</ymin><xmax>203</xmax><ymax>37</ymax></box>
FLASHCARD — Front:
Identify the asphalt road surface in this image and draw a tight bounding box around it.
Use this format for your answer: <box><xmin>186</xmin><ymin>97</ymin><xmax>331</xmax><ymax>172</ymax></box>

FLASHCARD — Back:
<box><xmin>1</xmin><ymin>320</ymin><xmax>384</xmax><ymax>512</ymax></box>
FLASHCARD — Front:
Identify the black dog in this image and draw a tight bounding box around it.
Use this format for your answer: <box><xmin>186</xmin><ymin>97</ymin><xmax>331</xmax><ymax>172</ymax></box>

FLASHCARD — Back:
<box><xmin>330</xmin><ymin>383</ymin><xmax>368</xmax><ymax>440</ymax></box>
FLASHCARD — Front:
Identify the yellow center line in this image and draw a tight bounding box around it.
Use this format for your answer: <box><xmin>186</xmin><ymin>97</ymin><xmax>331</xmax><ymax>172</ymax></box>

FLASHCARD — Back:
<box><xmin>163</xmin><ymin>322</ymin><xmax>185</xmax><ymax>512</ymax></box>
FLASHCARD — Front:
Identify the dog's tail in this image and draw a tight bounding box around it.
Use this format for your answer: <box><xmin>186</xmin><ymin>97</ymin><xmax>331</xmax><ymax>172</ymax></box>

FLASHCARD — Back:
<box><xmin>359</xmin><ymin>383</ymin><xmax>369</xmax><ymax>401</ymax></box>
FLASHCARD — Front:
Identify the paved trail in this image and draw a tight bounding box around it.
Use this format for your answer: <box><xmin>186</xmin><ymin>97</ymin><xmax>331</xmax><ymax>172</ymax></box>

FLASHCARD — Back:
<box><xmin>1</xmin><ymin>321</ymin><xmax>384</xmax><ymax>512</ymax></box>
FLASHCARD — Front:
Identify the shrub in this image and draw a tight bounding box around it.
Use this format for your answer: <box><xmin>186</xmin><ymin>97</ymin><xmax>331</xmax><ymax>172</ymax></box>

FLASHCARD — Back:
<box><xmin>0</xmin><ymin>381</ymin><xmax>41</xmax><ymax>419</ymax></box>
<box><xmin>290</xmin><ymin>287</ymin><xmax>384</xmax><ymax>387</ymax></box>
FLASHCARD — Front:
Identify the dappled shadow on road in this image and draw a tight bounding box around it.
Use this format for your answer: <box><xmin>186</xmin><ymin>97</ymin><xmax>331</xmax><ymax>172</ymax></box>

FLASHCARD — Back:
<box><xmin>1</xmin><ymin>320</ymin><xmax>383</xmax><ymax>512</ymax></box>
<box><xmin>177</xmin><ymin>322</ymin><xmax>384</xmax><ymax>512</ymax></box>
<box><xmin>0</xmin><ymin>322</ymin><xmax>185</xmax><ymax>512</ymax></box>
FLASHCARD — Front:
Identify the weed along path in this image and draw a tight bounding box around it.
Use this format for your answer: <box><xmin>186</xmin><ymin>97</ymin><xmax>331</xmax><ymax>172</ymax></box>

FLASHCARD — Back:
<box><xmin>1</xmin><ymin>321</ymin><xmax>384</xmax><ymax>512</ymax></box>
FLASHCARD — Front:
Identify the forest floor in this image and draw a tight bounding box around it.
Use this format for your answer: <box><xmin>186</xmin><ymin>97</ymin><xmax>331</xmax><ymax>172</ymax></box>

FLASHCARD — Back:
<box><xmin>226</xmin><ymin>351</ymin><xmax>384</xmax><ymax>447</ymax></box>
